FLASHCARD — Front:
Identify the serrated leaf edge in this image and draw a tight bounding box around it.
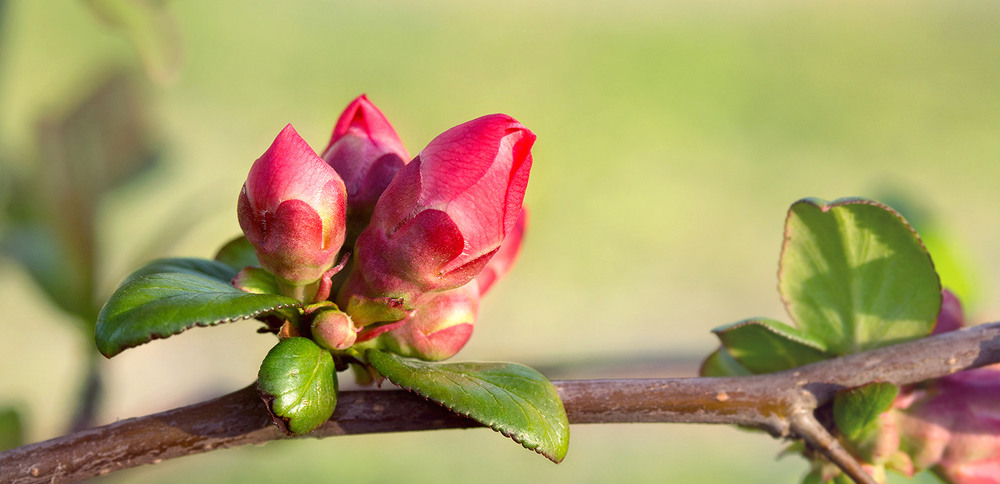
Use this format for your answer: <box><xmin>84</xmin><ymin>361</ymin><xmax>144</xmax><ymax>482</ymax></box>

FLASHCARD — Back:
<box><xmin>371</xmin><ymin>353</ymin><xmax>568</xmax><ymax>463</ymax></box>
<box><xmin>392</xmin><ymin>380</ymin><xmax>567</xmax><ymax>463</ymax></box>
<box><xmin>97</xmin><ymin>274</ymin><xmax>301</xmax><ymax>357</ymax></box>
<box><xmin>714</xmin><ymin>318</ymin><xmax>828</xmax><ymax>352</ymax></box>
<box><xmin>121</xmin><ymin>257</ymin><xmax>238</xmax><ymax>286</ymax></box>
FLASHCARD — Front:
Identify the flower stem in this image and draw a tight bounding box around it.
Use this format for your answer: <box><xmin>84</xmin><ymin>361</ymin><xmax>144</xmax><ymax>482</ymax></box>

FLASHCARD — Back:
<box><xmin>276</xmin><ymin>279</ymin><xmax>320</xmax><ymax>303</ymax></box>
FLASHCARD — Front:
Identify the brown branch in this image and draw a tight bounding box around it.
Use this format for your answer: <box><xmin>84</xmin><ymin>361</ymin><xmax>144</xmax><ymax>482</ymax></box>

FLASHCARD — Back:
<box><xmin>788</xmin><ymin>410</ymin><xmax>875</xmax><ymax>484</ymax></box>
<box><xmin>4</xmin><ymin>322</ymin><xmax>1000</xmax><ymax>484</ymax></box>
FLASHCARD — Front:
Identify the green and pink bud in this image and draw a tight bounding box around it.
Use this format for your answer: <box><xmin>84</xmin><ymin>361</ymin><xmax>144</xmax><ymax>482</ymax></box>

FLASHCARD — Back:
<box><xmin>311</xmin><ymin>307</ymin><xmax>358</xmax><ymax>351</ymax></box>
<box><xmin>341</xmin><ymin>113</ymin><xmax>534</xmax><ymax>304</ymax></box>
<box><xmin>376</xmin><ymin>282</ymin><xmax>479</xmax><ymax>361</ymax></box>
<box><xmin>238</xmin><ymin>124</ymin><xmax>348</xmax><ymax>293</ymax></box>
<box><xmin>321</xmin><ymin>95</ymin><xmax>410</xmax><ymax>245</ymax></box>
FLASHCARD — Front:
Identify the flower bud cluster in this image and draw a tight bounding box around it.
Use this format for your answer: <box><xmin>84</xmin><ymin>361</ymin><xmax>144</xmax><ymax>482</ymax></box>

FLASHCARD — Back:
<box><xmin>237</xmin><ymin>95</ymin><xmax>532</xmax><ymax>360</ymax></box>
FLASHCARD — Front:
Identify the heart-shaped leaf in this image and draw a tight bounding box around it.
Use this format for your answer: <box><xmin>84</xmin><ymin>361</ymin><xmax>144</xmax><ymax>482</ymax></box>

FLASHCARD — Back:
<box><xmin>96</xmin><ymin>258</ymin><xmax>301</xmax><ymax>357</ymax></box>
<box><xmin>712</xmin><ymin>318</ymin><xmax>829</xmax><ymax>374</ymax></box>
<box><xmin>258</xmin><ymin>337</ymin><xmax>337</xmax><ymax>435</ymax></box>
<box><xmin>367</xmin><ymin>349</ymin><xmax>570</xmax><ymax>463</ymax></box>
<box><xmin>779</xmin><ymin>198</ymin><xmax>941</xmax><ymax>354</ymax></box>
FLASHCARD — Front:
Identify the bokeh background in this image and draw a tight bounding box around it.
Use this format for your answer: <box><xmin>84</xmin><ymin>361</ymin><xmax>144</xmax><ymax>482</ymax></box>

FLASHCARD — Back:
<box><xmin>1</xmin><ymin>1</ymin><xmax>998</xmax><ymax>482</ymax></box>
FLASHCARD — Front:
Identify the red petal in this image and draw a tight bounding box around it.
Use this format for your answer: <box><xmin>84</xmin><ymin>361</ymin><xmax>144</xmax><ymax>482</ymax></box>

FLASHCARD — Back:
<box><xmin>476</xmin><ymin>207</ymin><xmax>527</xmax><ymax>296</ymax></box>
<box><xmin>247</xmin><ymin>124</ymin><xmax>344</xmax><ymax>213</ymax></box>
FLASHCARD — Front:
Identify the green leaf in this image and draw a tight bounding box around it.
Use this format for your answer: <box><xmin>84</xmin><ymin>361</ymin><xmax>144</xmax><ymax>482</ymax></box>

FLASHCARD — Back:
<box><xmin>712</xmin><ymin>318</ymin><xmax>829</xmax><ymax>374</ymax></box>
<box><xmin>919</xmin><ymin>227</ymin><xmax>979</xmax><ymax>311</ymax></box>
<box><xmin>832</xmin><ymin>474</ymin><xmax>855</xmax><ymax>484</ymax></box>
<box><xmin>232</xmin><ymin>267</ymin><xmax>280</xmax><ymax>295</ymax></box>
<box><xmin>96</xmin><ymin>258</ymin><xmax>301</xmax><ymax>357</ymax></box>
<box><xmin>215</xmin><ymin>235</ymin><xmax>259</xmax><ymax>272</ymax></box>
<box><xmin>833</xmin><ymin>382</ymin><xmax>899</xmax><ymax>443</ymax></box>
<box><xmin>877</xmin><ymin>192</ymin><xmax>981</xmax><ymax>309</ymax></box>
<box><xmin>802</xmin><ymin>467</ymin><xmax>856</xmax><ymax>484</ymax></box>
<box><xmin>367</xmin><ymin>349</ymin><xmax>570</xmax><ymax>463</ymax></box>
<box><xmin>0</xmin><ymin>407</ymin><xmax>24</xmax><ymax>452</ymax></box>
<box><xmin>779</xmin><ymin>198</ymin><xmax>941</xmax><ymax>354</ymax></box>
<box><xmin>801</xmin><ymin>468</ymin><xmax>824</xmax><ymax>484</ymax></box>
<box><xmin>258</xmin><ymin>337</ymin><xmax>337</xmax><ymax>435</ymax></box>
<box><xmin>122</xmin><ymin>257</ymin><xmax>238</xmax><ymax>285</ymax></box>
<box><xmin>699</xmin><ymin>347</ymin><xmax>752</xmax><ymax>377</ymax></box>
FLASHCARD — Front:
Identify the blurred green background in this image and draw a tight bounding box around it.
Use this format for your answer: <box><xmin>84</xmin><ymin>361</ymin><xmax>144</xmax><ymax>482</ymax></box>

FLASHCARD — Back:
<box><xmin>1</xmin><ymin>1</ymin><xmax>998</xmax><ymax>482</ymax></box>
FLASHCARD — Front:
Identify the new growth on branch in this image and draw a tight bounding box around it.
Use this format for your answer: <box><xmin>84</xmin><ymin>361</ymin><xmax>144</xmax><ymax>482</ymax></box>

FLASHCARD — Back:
<box><xmin>2</xmin><ymin>96</ymin><xmax>995</xmax><ymax>484</ymax></box>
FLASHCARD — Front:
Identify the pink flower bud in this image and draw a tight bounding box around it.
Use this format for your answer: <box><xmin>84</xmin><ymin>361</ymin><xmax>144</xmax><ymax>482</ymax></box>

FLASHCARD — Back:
<box><xmin>311</xmin><ymin>307</ymin><xmax>358</xmax><ymax>351</ymax></box>
<box><xmin>932</xmin><ymin>289</ymin><xmax>965</xmax><ymax>336</ymax></box>
<box><xmin>321</xmin><ymin>95</ymin><xmax>410</xmax><ymax>244</ymax></box>
<box><xmin>344</xmin><ymin>114</ymin><xmax>534</xmax><ymax>302</ymax></box>
<box><xmin>377</xmin><ymin>282</ymin><xmax>479</xmax><ymax>361</ymax></box>
<box><xmin>475</xmin><ymin>208</ymin><xmax>527</xmax><ymax>296</ymax></box>
<box><xmin>896</xmin><ymin>366</ymin><xmax>1000</xmax><ymax>483</ymax></box>
<box><xmin>238</xmin><ymin>124</ymin><xmax>348</xmax><ymax>286</ymax></box>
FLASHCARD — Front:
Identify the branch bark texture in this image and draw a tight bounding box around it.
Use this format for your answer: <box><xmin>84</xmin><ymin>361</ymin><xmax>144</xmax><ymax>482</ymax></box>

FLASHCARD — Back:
<box><xmin>4</xmin><ymin>322</ymin><xmax>1000</xmax><ymax>484</ymax></box>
